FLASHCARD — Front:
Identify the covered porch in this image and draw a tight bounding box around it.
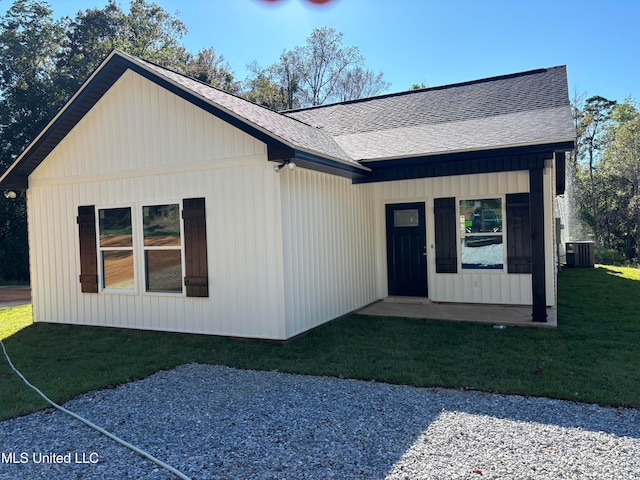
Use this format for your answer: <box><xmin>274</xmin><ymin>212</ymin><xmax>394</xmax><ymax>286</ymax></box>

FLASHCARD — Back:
<box><xmin>357</xmin><ymin>297</ymin><xmax>557</xmax><ymax>328</ymax></box>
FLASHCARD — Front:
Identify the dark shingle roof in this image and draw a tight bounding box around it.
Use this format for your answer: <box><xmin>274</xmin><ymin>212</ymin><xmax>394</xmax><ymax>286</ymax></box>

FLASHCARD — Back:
<box><xmin>284</xmin><ymin>66</ymin><xmax>575</xmax><ymax>160</ymax></box>
<box><xmin>0</xmin><ymin>52</ymin><xmax>575</xmax><ymax>189</ymax></box>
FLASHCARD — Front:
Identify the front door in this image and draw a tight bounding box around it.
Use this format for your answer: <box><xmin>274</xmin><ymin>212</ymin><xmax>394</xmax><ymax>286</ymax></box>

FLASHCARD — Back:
<box><xmin>386</xmin><ymin>202</ymin><xmax>427</xmax><ymax>297</ymax></box>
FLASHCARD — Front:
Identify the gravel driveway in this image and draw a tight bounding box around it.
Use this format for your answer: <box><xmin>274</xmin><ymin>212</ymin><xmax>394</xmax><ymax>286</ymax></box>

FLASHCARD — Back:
<box><xmin>0</xmin><ymin>364</ymin><xmax>638</xmax><ymax>479</ymax></box>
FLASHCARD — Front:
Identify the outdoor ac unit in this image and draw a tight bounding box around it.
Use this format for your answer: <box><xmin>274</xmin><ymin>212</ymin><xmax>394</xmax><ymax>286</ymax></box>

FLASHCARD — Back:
<box><xmin>565</xmin><ymin>241</ymin><xmax>595</xmax><ymax>268</ymax></box>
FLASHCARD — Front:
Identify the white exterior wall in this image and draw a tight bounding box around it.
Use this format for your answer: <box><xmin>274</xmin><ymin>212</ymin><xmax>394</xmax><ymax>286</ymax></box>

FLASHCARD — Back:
<box><xmin>279</xmin><ymin>168</ymin><xmax>377</xmax><ymax>338</ymax></box>
<box><xmin>23</xmin><ymin>67</ymin><xmax>560</xmax><ymax>340</ymax></box>
<box><xmin>367</xmin><ymin>169</ymin><xmax>557</xmax><ymax>306</ymax></box>
<box><xmin>27</xmin><ymin>70</ymin><xmax>288</xmax><ymax>339</ymax></box>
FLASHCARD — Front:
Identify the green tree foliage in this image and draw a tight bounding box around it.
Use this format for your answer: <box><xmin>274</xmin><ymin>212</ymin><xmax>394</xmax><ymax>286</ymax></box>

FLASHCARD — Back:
<box><xmin>184</xmin><ymin>47</ymin><xmax>239</xmax><ymax>94</ymax></box>
<box><xmin>243</xmin><ymin>60</ymin><xmax>294</xmax><ymax>111</ymax></box>
<box><xmin>603</xmin><ymin>102</ymin><xmax>640</xmax><ymax>261</ymax></box>
<box><xmin>570</xmin><ymin>95</ymin><xmax>640</xmax><ymax>264</ymax></box>
<box><xmin>56</xmin><ymin>0</ymin><xmax>194</xmax><ymax>93</ymax></box>
<box><xmin>0</xmin><ymin>0</ymin><xmax>64</xmax><ymax>283</ymax></box>
<box><xmin>55</xmin><ymin>1</ymin><xmax>124</xmax><ymax>93</ymax></box>
<box><xmin>0</xmin><ymin>0</ymin><xmax>65</xmax><ymax>168</ymax></box>
<box><xmin>580</xmin><ymin>96</ymin><xmax>617</xmax><ymax>228</ymax></box>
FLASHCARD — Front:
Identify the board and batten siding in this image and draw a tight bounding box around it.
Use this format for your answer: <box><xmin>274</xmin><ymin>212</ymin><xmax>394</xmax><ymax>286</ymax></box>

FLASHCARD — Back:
<box><xmin>367</xmin><ymin>169</ymin><xmax>557</xmax><ymax>306</ymax></box>
<box><xmin>279</xmin><ymin>168</ymin><xmax>377</xmax><ymax>338</ymax></box>
<box><xmin>27</xmin><ymin>69</ymin><xmax>289</xmax><ymax>339</ymax></box>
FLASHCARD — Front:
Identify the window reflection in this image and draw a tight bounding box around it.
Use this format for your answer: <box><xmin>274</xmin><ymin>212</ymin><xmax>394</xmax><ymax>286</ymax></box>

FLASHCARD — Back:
<box><xmin>459</xmin><ymin>199</ymin><xmax>503</xmax><ymax>270</ymax></box>
<box><xmin>102</xmin><ymin>250</ymin><xmax>135</xmax><ymax>289</ymax></box>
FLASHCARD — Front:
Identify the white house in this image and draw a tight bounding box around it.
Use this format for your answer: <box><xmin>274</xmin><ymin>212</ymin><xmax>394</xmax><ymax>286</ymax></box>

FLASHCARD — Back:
<box><xmin>0</xmin><ymin>50</ymin><xmax>575</xmax><ymax>340</ymax></box>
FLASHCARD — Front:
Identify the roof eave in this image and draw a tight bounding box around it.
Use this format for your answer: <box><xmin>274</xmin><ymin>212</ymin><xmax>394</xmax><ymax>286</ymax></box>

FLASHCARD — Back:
<box><xmin>268</xmin><ymin>145</ymin><xmax>370</xmax><ymax>179</ymax></box>
<box><xmin>358</xmin><ymin>138</ymin><xmax>576</xmax><ymax>165</ymax></box>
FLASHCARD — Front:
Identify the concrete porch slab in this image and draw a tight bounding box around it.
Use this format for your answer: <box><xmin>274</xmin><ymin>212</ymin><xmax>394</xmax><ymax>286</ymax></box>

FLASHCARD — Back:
<box><xmin>356</xmin><ymin>298</ymin><xmax>557</xmax><ymax>328</ymax></box>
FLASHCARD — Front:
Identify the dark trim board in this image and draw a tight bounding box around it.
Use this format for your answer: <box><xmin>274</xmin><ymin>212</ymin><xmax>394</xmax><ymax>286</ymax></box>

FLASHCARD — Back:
<box><xmin>529</xmin><ymin>167</ymin><xmax>547</xmax><ymax>322</ymax></box>
<box><xmin>269</xmin><ymin>147</ymin><xmax>370</xmax><ymax>179</ymax></box>
<box><xmin>555</xmin><ymin>151</ymin><xmax>566</xmax><ymax>195</ymax></box>
<box><xmin>354</xmin><ymin>144</ymin><xmax>574</xmax><ymax>184</ymax></box>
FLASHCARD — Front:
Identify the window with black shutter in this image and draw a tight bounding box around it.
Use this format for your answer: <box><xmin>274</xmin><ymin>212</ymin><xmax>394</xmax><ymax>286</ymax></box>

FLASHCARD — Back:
<box><xmin>77</xmin><ymin>198</ymin><xmax>209</xmax><ymax>297</ymax></box>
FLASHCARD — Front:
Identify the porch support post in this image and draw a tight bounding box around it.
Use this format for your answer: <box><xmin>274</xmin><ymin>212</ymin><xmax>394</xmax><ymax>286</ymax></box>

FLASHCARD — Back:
<box><xmin>529</xmin><ymin>165</ymin><xmax>547</xmax><ymax>322</ymax></box>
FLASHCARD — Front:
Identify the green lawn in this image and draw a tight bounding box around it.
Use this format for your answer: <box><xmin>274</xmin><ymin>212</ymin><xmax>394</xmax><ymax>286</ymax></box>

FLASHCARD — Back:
<box><xmin>1</xmin><ymin>265</ymin><xmax>639</xmax><ymax>420</ymax></box>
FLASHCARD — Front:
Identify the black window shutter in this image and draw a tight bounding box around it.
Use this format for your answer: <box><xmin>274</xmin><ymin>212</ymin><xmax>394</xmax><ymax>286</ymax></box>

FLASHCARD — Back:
<box><xmin>182</xmin><ymin>197</ymin><xmax>209</xmax><ymax>297</ymax></box>
<box><xmin>77</xmin><ymin>205</ymin><xmax>98</xmax><ymax>293</ymax></box>
<box><xmin>506</xmin><ymin>193</ymin><xmax>532</xmax><ymax>273</ymax></box>
<box><xmin>434</xmin><ymin>197</ymin><xmax>457</xmax><ymax>273</ymax></box>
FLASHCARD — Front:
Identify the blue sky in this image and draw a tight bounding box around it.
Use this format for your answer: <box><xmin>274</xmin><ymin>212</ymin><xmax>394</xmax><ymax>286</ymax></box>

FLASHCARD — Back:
<box><xmin>3</xmin><ymin>0</ymin><xmax>639</xmax><ymax>102</ymax></box>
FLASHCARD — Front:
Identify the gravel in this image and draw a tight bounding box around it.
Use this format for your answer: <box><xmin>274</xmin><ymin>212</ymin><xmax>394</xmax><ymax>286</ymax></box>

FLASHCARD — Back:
<box><xmin>1</xmin><ymin>364</ymin><xmax>639</xmax><ymax>479</ymax></box>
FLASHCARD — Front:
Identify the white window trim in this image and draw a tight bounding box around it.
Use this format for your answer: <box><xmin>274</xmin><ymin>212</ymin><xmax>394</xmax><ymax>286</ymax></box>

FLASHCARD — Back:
<box><xmin>96</xmin><ymin>203</ymin><xmax>138</xmax><ymax>294</ymax></box>
<box><xmin>95</xmin><ymin>201</ymin><xmax>186</xmax><ymax>296</ymax></box>
<box><xmin>140</xmin><ymin>201</ymin><xmax>186</xmax><ymax>297</ymax></box>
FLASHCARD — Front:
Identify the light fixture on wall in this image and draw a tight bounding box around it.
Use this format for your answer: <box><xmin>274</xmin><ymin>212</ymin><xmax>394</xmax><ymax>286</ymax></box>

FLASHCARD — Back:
<box><xmin>3</xmin><ymin>190</ymin><xmax>17</xmax><ymax>199</ymax></box>
<box><xmin>273</xmin><ymin>160</ymin><xmax>296</xmax><ymax>173</ymax></box>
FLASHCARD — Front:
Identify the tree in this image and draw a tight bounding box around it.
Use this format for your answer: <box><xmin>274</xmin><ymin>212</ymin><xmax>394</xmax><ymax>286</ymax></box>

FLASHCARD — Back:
<box><xmin>119</xmin><ymin>0</ymin><xmax>189</xmax><ymax>69</ymax></box>
<box><xmin>0</xmin><ymin>0</ymin><xmax>64</xmax><ymax>282</ymax></box>
<box><xmin>244</xmin><ymin>27</ymin><xmax>389</xmax><ymax>109</ymax></box>
<box><xmin>184</xmin><ymin>47</ymin><xmax>240</xmax><ymax>94</ymax></box>
<box><xmin>242</xmin><ymin>60</ymin><xmax>293</xmax><ymax>111</ymax></box>
<box><xmin>56</xmin><ymin>0</ymin><xmax>193</xmax><ymax>93</ymax></box>
<box><xmin>335</xmin><ymin>66</ymin><xmax>390</xmax><ymax>102</ymax></box>
<box><xmin>294</xmin><ymin>27</ymin><xmax>363</xmax><ymax>106</ymax></box>
<box><xmin>55</xmin><ymin>1</ymin><xmax>123</xmax><ymax>93</ymax></box>
<box><xmin>0</xmin><ymin>0</ymin><xmax>65</xmax><ymax>169</ymax></box>
<box><xmin>604</xmin><ymin>101</ymin><xmax>640</xmax><ymax>261</ymax></box>
<box><xmin>579</xmin><ymin>95</ymin><xmax>617</xmax><ymax>228</ymax></box>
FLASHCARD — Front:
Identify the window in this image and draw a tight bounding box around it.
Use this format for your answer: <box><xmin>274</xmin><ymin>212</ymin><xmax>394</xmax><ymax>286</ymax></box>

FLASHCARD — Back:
<box><xmin>394</xmin><ymin>209</ymin><xmax>420</xmax><ymax>227</ymax></box>
<box><xmin>78</xmin><ymin>198</ymin><xmax>208</xmax><ymax>297</ymax></box>
<box><xmin>459</xmin><ymin>198</ymin><xmax>503</xmax><ymax>270</ymax></box>
<box><xmin>143</xmin><ymin>204</ymin><xmax>182</xmax><ymax>293</ymax></box>
<box><xmin>98</xmin><ymin>207</ymin><xmax>135</xmax><ymax>290</ymax></box>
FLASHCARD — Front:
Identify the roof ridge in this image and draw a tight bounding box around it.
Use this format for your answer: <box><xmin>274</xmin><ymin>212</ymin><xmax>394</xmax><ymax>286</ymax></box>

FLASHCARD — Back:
<box><xmin>116</xmin><ymin>49</ymin><xmax>279</xmax><ymax>111</ymax></box>
<box><xmin>283</xmin><ymin>65</ymin><xmax>567</xmax><ymax>114</ymax></box>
